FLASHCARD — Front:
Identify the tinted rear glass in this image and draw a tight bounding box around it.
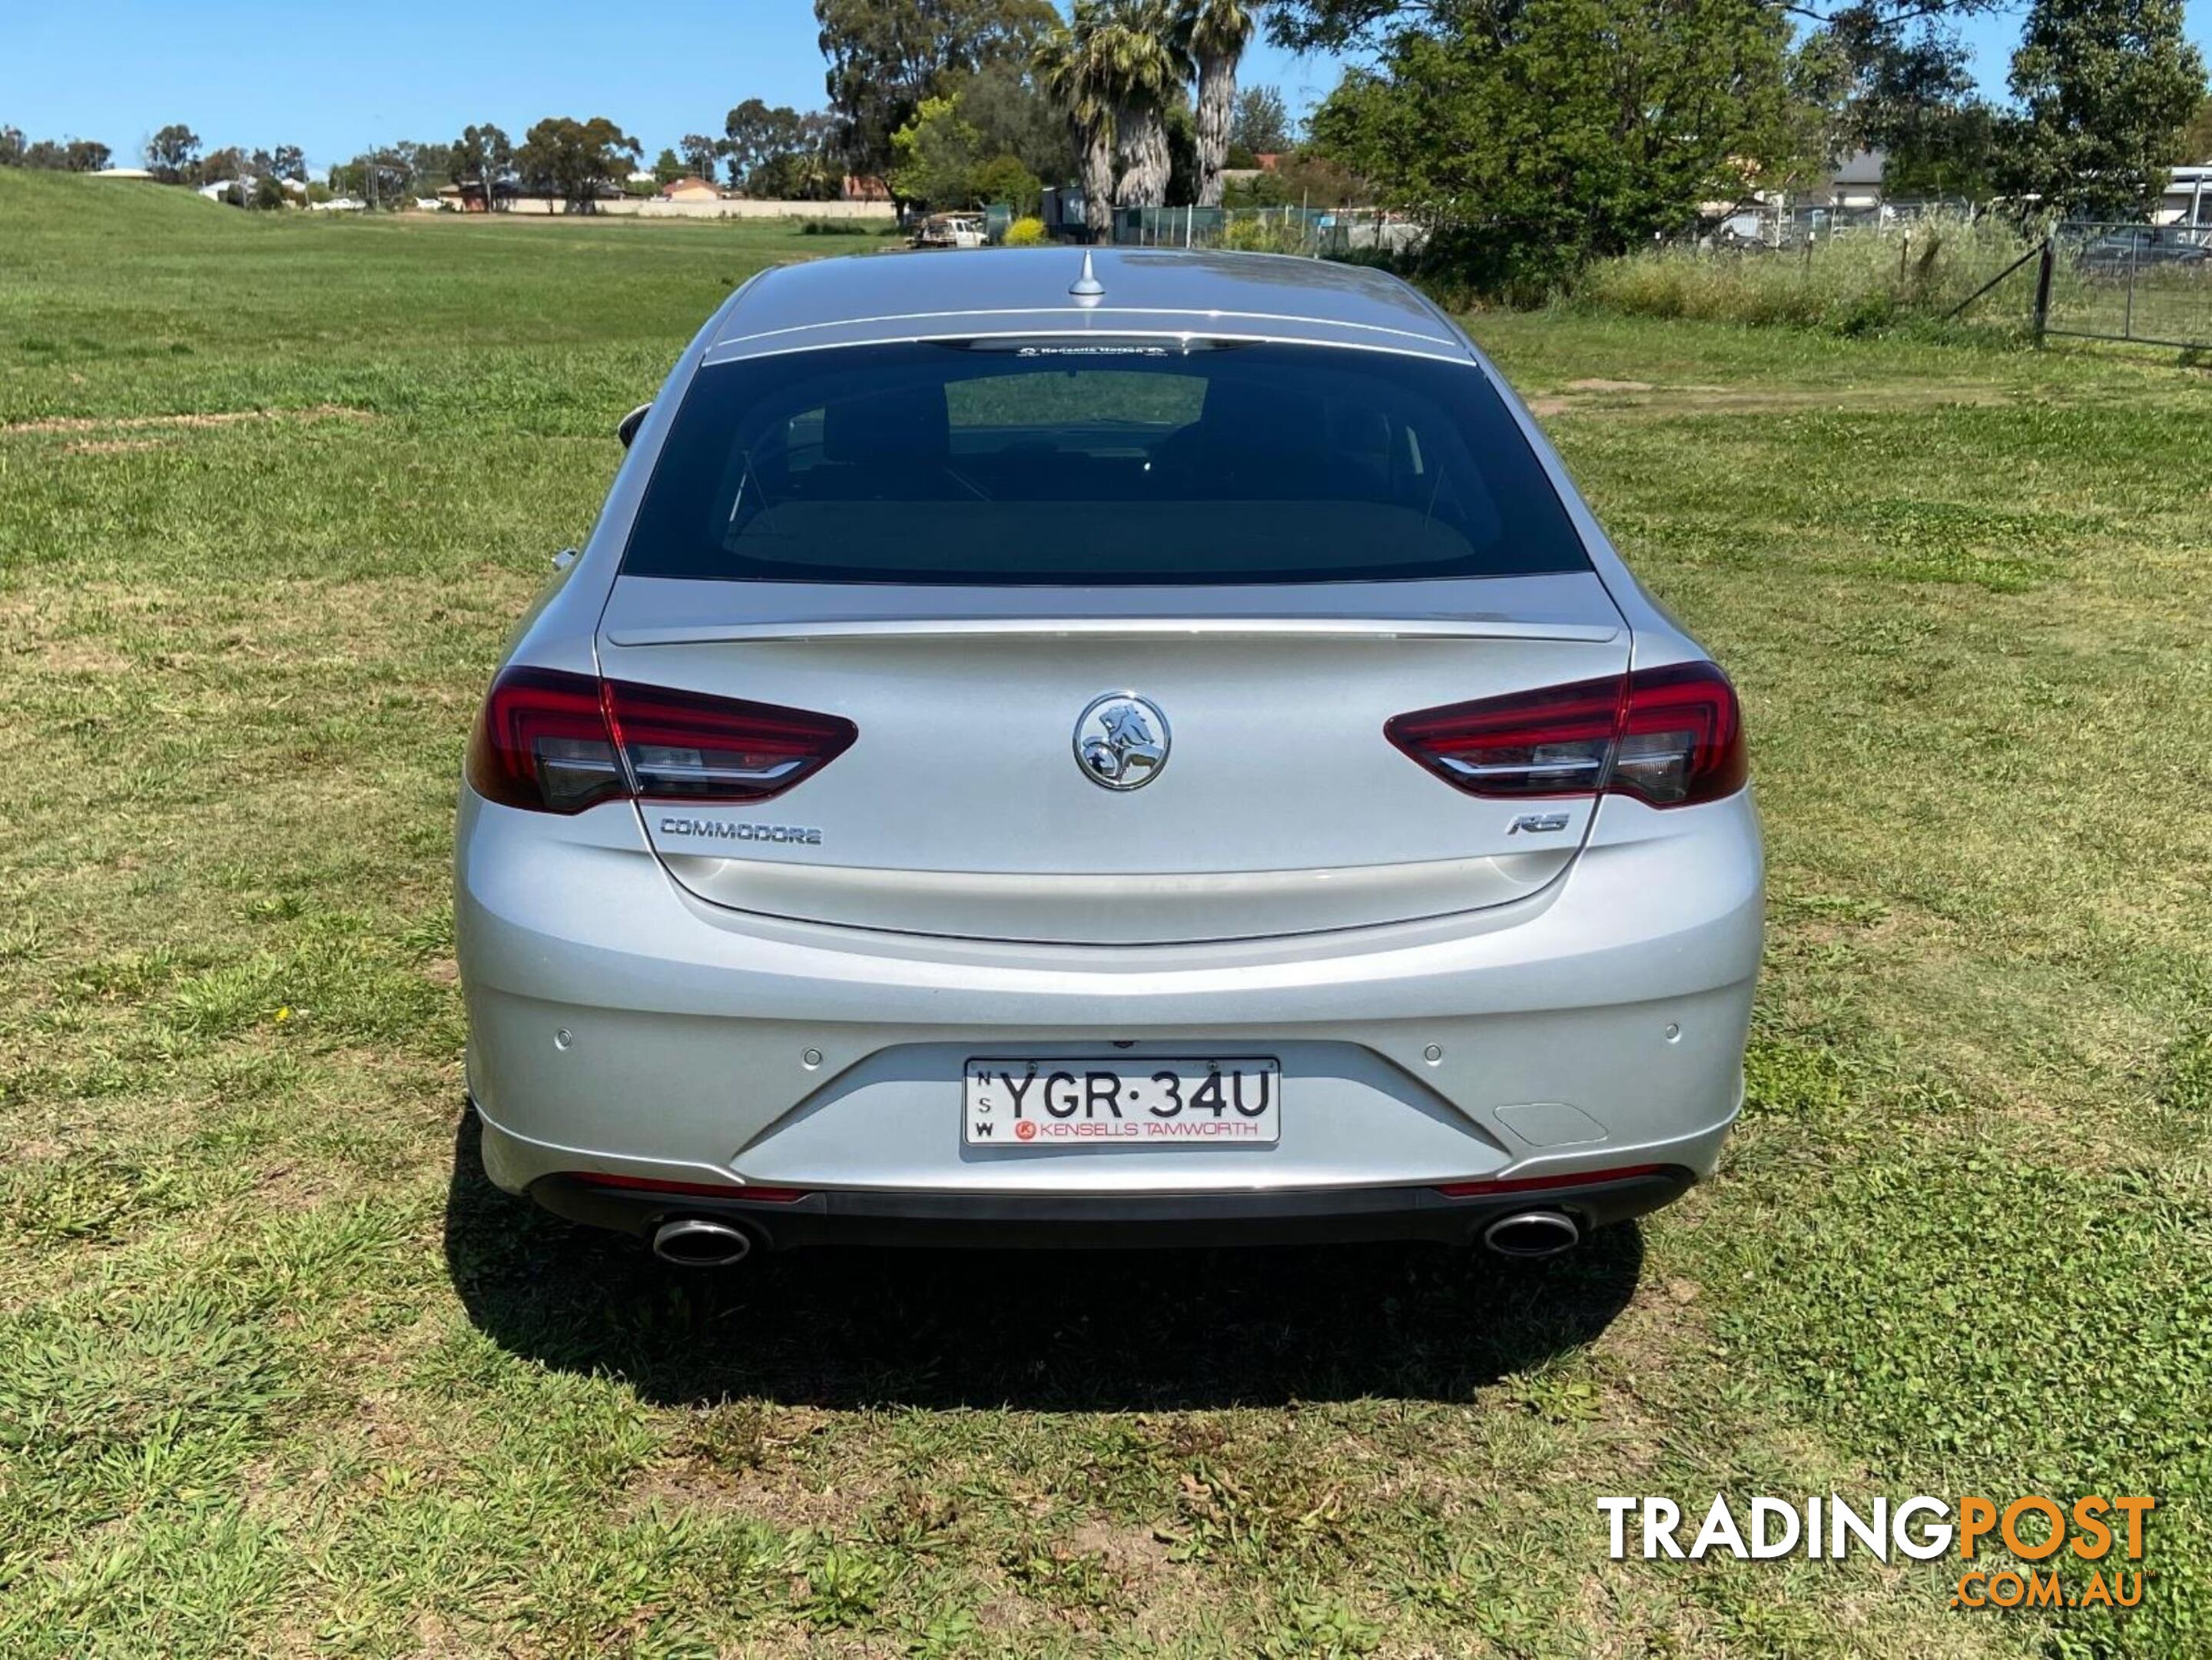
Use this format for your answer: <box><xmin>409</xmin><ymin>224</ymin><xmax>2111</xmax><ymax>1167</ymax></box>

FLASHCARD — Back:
<box><xmin>622</xmin><ymin>340</ymin><xmax>1589</xmax><ymax>585</ymax></box>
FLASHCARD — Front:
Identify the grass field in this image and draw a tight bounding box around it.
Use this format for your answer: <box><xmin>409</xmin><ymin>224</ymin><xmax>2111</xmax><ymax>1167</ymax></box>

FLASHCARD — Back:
<box><xmin>3</xmin><ymin>168</ymin><xmax>2210</xmax><ymax>1658</ymax></box>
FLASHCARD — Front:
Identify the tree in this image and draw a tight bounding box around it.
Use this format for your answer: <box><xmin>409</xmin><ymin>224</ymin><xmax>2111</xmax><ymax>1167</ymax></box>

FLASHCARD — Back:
<box><xmin>814</xmin><ymin>0</ymin><xmax>1059</xmax><ymax>194</ymax></box>
<box><xmin>2001</xmin><ymin>0</ymin><xmax>2207</xmax><ymax>218</ymax></box>
<box><xmin>339</xmin><ymin>147</ymin><xmax>418</xmax><ymax>207</ymax></box>
<box><xmin>749</xmin><ymin>125</ymin><xmax>844</xmax><ymax>200</ymax></box>
<box><xmin>1783</xmin><ymin>10</ymin><xmax>2005</xmax><ymax>200</ymax></box>
<box><xmin>254</xmin><ymin>172</ymin><xmax>290</xmax><ymax>210</ymax></box>
<box><xmin>408</xmin><ymin>141</ymin><xmax>460</xmax><ymax>192</ymax></box>
<box><xmin>724</xmin><ymin>98</ymin><xmax>804</xmax><ymax>188</ymax></box>
<box><xmin>1308</xmin><ymin>0</ymin><xmax>1808</xmax><ymax>291</ymax></box>
<box><xmin>452</xmin><ymin>123</ymin><xmax>515</xmax><ymax>208</ymax></box>
<box><xmin>889</xmin><ymin>94</ymin><xmax>993</xmax><ymax>206</ymax></box>
<box><xmin>1036</xmin><ymin>2</ymin><xmax>1121</xmax><ymax>237</ymax></box>
<box><xmin>1178</xmin><ymin>0</ymin><xmax>1255</xmax><ymax>206</ymax></box>
<box><xmin>200</xmin><ymin>145</ymin><xmax>247</xmax><ymax>186</ymax></box>
<box><xmin>652</xmin><ymin>146</ymin><xmax>685</xmax><ymax>184</ymax></box>
<box><xmin>973</xmin><ymin>150</ymin><xmax>1043</xmax><ymax>210</ymax></box>
<box><xmin>1098</xmin><ymin>0</ymin><xmax>1188</xmax><ymax>208</ymax></box>
<box><xmin>678</xmin><ymin>133</ymin><xmax>722</xmax><ymax>178</ymax></box>
<box><xmin>722</xmin><ymin>101</ymin><xmax>841</xmax><ymax>195</ymax></box>
<box><xmin>2184</xmin><ymin>94</ymin><xmax>2212</xmax><ymax>164</ymax></box>
<box><xmin>145</xmin><ymin>123</ymin><xmax>201</xmax><ymax>183</ymax></box>
<box><xmin>1270</xmin><ymin>0</ymin><xmax>2009</xmax><ymax>54</ymax></box>
<box><xmin>12</xmin><ymin>136</ymin><xmax>113</xmax><ymax>171</ymax></box>
<box><xmin>1822</xmin><ymin>20</ymin><xmax>2001</xmax><ymax>198</ymax></box>
<box><xmin>516</xmin><ymin>116</ymin><xmax>641</xmax><ymax>210</ymax></box>
<box><xmin>1231</xmin><ymin>84</ymin><xmax>1292</xmax><ymax>153</ymax></box>
<box><xmin>270</xmin><ymin>144</ymin><xmax>306</xmax><ymax>181</ymax></box>
<box><xmin>1224</xmin><ymin>148</ymin><xmax>1366</xmax><ymax>205</ymax></box>
<box><xmin>941</xmin><ymin>57</ymin><xmax>1068</xmax><ymax>178</ymax></box>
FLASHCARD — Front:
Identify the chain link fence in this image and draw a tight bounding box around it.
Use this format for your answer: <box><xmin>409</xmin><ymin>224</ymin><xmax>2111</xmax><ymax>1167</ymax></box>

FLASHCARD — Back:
<box><xmin>1112</xmin><ymin>205</ymin><xmax>1428</xmax><ymax>258</ymax></box>
<box><xmin>1658</xmin><ymin>197</ymin><xmax>1982</xmax><ymax>251</ymax></box>
<box><xmin>1103</xmin><ymin>201</ymin><xmax>2212</xmax><ymax>354</ymax></box>
<box><xmin>2038</xmin><ymin>221</ymin><xmax>2212</xmax><ymax>351</ymax></box>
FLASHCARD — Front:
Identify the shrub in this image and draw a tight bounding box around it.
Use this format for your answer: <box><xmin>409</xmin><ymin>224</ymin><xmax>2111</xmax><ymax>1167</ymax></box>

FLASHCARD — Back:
<box><xmin>1222</xmin><ymin>211</ymin><xmax>1312</xmax><ymax>254</ymax></box>
<box><xmin>1004</xmin><ymin>215</ymin><xmax>1047</xmax><ymax>247</ymax></box>
<box><xmin>971</xmin><ymin>154</ymin><xmax>1042</xmax><ymax>216</ymax></box>
<box><xmin>799</xmin><ymin>218</ymin><xmax>874</xmax><ymax>237</ymax></box>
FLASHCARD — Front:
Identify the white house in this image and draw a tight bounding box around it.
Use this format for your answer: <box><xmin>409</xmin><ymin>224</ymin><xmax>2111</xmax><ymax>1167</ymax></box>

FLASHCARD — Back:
<box><xmin>2160</xmin><ymin>164</ymin><xmax>2212</xmax><ymax>227</ymax></box>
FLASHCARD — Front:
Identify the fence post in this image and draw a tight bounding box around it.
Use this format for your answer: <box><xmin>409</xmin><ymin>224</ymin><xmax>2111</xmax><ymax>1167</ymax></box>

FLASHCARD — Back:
<box><xmin>2124</xmin><ymin>233</ymin><xmax>2137</xmax><ymax>341</ymax></box>
<box><xmin>2031</xmin><ymin>235</ymin><xmax>2055</xmax><ymax>347</ymax></box>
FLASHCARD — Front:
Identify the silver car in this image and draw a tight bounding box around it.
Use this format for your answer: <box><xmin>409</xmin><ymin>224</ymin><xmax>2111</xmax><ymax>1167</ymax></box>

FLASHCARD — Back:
<box><xmin>456</xmin><ymin>249</ymin><xmax>1760</xmax><ymax>1267</ymax></box>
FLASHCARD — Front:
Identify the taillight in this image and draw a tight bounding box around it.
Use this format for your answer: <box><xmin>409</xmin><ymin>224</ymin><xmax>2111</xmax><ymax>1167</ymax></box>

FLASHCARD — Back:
<box><xmin>1385</xmin><ymin>676</ymin><xmax>1619</xmax><ymax>798</ymax></box>
<box><xmin>1387</xmin><ymin>661</ymin><xmax>1745</xmax><ymax>809</ymax></box>
<box><xmin>603</xmin><ymin>679</ymin><xmax>857</xmax><ymax>802</ymax></box>
<box><xmin>466</xmin><ymin>666</ymin><xmax>856</xmax><ymax>814</ymax></box>
<box><xmin>1609</xmin><ymin>662</ymin><xmax>1747</xmax><ymax>806</ymax></box>
<box><xmin>466</xmin><ymin>667</ymin><xmax>626</xmax><ymax>813</ymax></box>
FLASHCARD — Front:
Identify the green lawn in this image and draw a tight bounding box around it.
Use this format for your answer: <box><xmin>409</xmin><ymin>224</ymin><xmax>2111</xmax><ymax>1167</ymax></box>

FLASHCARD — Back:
<box><xmin>3</xmin><ymin>168</ymin><xmax>2209</xmax><ymax>1658</ymax></box>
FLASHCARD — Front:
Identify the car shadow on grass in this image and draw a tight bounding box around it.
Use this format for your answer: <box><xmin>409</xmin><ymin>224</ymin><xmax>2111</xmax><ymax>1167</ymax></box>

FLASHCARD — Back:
<box><xmin>442</xmin><ymin>1109</ymin><xmax>1642</xmax><ymax>1410</ymax></box>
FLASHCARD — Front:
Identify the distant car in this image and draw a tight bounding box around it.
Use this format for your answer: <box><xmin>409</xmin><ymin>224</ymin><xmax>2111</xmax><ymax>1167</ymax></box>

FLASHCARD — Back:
<box><xmin>2078</xmin><ymin>226</ymin><xmax>2210</xmax><ymax>269</ymax></box>
<box><xmin>913</xmin><ymin>212</ymin><xmax>988</xmax><ymax>250</ymax></box>
<box><xmin>456</xmin><ymin>249</ymin><xmax>1763</xmax><ymax>1267</ymax></box>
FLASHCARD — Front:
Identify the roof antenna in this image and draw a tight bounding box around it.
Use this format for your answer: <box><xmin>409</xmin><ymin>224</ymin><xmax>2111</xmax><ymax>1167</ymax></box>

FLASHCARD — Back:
<box><xmin>1069</xmin><ymin>250</ymin><xmax>1105</xmax><ymax>299</ymax></box>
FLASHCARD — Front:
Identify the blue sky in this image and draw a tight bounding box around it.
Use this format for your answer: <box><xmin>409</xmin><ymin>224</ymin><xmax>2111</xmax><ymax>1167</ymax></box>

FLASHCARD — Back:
<box><xmin>0</xmin><ymin>2</ymin><xmax>2205</xmax><ymax>176</ymax></box>
<box><xmin>0</xmin><ymin>0</ymin><xmax>1345</xmax><ymax>174</ymax></box>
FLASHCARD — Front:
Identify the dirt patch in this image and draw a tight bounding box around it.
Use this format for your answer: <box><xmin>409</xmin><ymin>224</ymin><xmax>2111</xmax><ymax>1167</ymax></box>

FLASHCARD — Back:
<box><xmin>58</xmin><ymin>438</ymin><xmax>167</xmax><ymax>456</ymax></box>
<box><xmin>22</xmin><ymin>640</ymin><xmax>134</xmax><ymax>674</ymax></box>
<box><xmin>1564</xmin><ymin>377</ymin><xmax>1657</xmax><ymax>393</ymax></box>
<box><xmin>1068</xmin><ymin>1518</ymin><xmax>1171</xmax><ymax>1585</ymax></box>
<box><xmin>4</xmin><ymin>403</ymin><xmax>373</xmax><ymax>437</ymax></box>
<box><xmin>624</xmin><ymin>1458</ymin><xmax>880</xmax><ymax>1531</ymax></box>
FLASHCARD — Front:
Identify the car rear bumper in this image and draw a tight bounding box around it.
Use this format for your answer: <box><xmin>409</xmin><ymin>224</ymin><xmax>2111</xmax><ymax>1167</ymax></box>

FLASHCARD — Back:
<box><xmin>518</xmin><ymin>1154</ymin><xmax>1697</xmax><ymax>1250</ymax></box>
<box><xmin>457</xmin><ymin>785</ymin><xmax>1760</xmax><ymax>1221</ymax></box>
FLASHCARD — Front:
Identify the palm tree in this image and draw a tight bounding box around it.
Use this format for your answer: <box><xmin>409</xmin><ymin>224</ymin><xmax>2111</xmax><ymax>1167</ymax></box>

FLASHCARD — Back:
<box><xmin>1177</xmin><ymin>0</ymin><xmax>1255</xmax><ymax>208</ymax></box>
<box><xmin>1036</xmin><ymin>3</ymin><xmax>1118</xmax><ymax>241</ymax></box>
<box><xmin>1096</xmin><ymin>0</ymin><xmax>1187</xmax><ymax>211</ymax></box>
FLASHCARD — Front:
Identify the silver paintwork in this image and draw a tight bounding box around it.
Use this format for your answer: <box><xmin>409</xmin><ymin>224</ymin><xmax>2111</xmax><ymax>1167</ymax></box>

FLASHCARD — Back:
<box><xmin>456</xmin><ymin>248</ymin><xmax>1762</xmax><ymax>1223</ymax></box>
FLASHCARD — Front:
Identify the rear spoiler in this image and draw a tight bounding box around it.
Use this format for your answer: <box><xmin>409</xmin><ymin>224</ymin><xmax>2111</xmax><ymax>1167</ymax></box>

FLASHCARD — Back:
<box><xmin>603</xmin><ymin>616</ymin><xmax>1620</xmax><ymax>647</ymax></box>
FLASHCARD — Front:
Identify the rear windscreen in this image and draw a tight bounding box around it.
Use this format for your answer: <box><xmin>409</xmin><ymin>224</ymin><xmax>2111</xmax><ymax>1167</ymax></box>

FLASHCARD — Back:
<box><xmin>621</xmin><ymin>340</ymin><xmax>1590</xmax><ymax>585</ymax></box>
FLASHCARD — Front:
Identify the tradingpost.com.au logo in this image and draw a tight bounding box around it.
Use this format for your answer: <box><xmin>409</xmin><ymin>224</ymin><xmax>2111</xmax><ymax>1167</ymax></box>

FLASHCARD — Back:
<box><xmin>1602</xmin><ymin>1494</ymin><xmax>2156</xmax><ymax>1612</ymax></box>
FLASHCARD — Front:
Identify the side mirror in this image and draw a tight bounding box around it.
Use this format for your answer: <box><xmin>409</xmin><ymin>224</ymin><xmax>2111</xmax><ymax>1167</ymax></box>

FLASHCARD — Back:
<box><xmin>617</xmin><ymin>403</ymin><xmax>651</xmax><ymax>448</ymax></box>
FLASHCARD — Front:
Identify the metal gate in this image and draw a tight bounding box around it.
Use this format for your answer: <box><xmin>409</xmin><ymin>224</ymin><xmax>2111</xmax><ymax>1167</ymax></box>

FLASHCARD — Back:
<box><xmin>2041</xmin><ymin>221</ymin><xmax>2212</xmax><ymax>351</ymax></box>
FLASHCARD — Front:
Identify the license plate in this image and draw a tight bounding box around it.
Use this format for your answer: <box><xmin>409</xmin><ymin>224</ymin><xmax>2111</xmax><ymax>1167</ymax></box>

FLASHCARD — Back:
<box><xmin>963</xmin><ymin>1058</ymin><xmax>1281</xmax><ymax>1147</ymax></box>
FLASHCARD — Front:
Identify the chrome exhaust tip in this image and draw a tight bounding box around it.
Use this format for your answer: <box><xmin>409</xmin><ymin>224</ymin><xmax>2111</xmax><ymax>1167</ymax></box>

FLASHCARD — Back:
<box><xmin>651</xmin><ymin>1217</ymin><xmax>755</xmax><ymax>1268</ymax></box>
<box><xmin>1481</xmin><ymin>1210</ymin><xmax>1582</xmax><ymax>1260</ymax></box>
